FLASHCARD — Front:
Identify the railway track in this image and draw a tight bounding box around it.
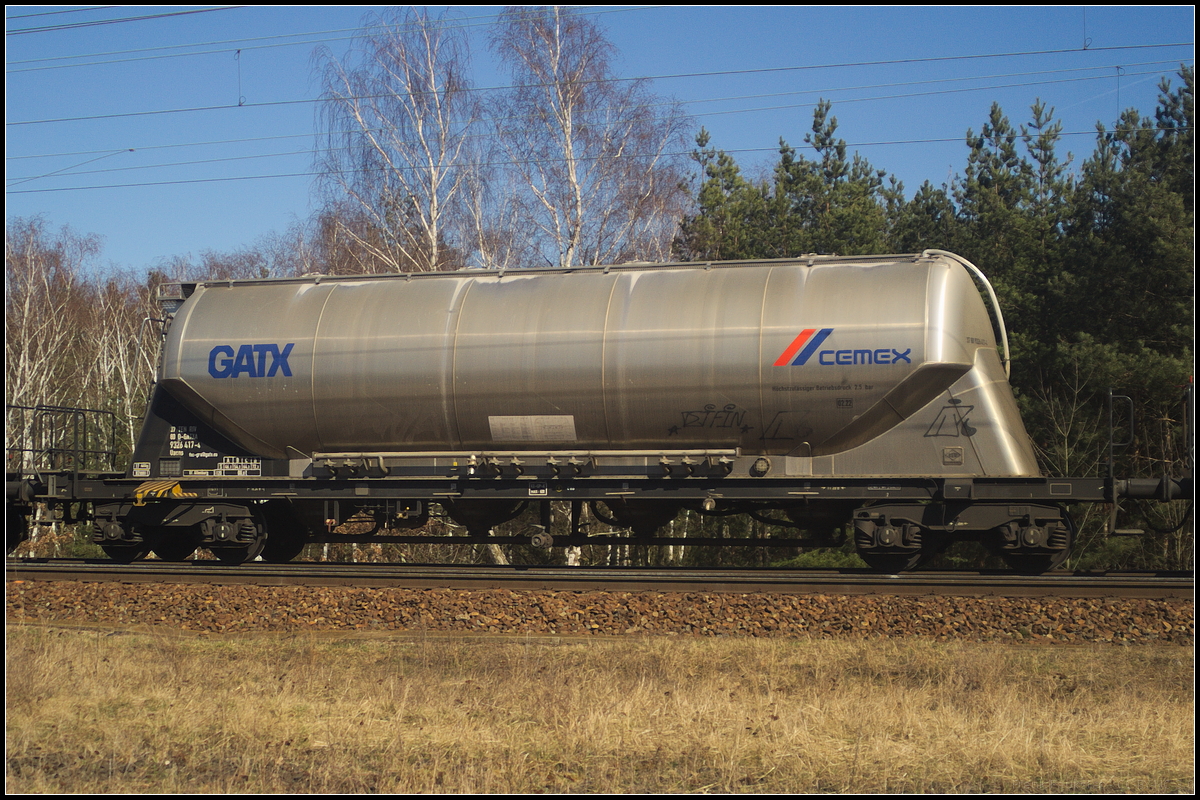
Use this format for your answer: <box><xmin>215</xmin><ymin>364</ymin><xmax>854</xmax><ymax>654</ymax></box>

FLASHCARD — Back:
<box><xmin>6</xmin><ymin>559</ymin><xmax>1192</xmax><ymax>599</ymax></box>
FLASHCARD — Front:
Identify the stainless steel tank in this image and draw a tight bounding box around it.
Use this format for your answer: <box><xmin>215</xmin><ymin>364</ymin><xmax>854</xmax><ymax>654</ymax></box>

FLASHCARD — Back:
<box><xmin>158</xmin><ymin>252</ymin><xmax>1038</xmax><ymax>474</ymax></box>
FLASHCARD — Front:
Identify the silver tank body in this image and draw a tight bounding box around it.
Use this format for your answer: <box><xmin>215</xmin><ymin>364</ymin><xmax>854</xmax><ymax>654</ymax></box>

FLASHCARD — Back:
<box><xmin>158</xmin><ymin>253</ymin><xmax>1039</xmax><ymax>475</ymax></box>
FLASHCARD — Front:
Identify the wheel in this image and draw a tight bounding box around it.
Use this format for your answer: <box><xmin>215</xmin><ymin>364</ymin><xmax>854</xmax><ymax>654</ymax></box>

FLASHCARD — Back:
<box><xmin>7</xmin><ymin>509</ymin><xmax>30</xmax><ymax>554</ymax></box>
<box><xmin>148</xmin><ymin>526</ymin><xmax>201</xmax><ymax>562</ymax></box>
<box><xmin>914</xmin><ymin>530</ymin><xmax>953</xmax><ymax>570</ymax></box>
<box><xmin>1000</xmin><ymin>551</ymin><xmax>1069</xmax><ymax>575</ymax></box>
<box><xmin>853</xmin><ymin>515</ymin><xmax>930</xmax><ymax>573</ymax></box>
<box><xmin>261</xmin><ymin>534</ymin><xmax>306</xmax><ymax>563</ymax></box>
<box><xmin>258</xmin><ymin>500</ymin><xmax>309</xmax><ymax>563</ymax></box>
<box><xmin>210</xmin><ymin>536</ymin><xmax>266</xmax><ymax>566</ymax></box>
<box><xmin>444</xmin><ymin>499</ymin><xmax>529</xmax><ymax>535</ymax></box>
<box><xmin>858</xmin><ymin>551</ymin><xmax>923</xmax><ymax>573</ymax></box>
<box><xmin>101</xmin><ymin>543</ymin><xmax>151</xmax><ymax>563</ymax></box>
<box><xmin>995</xmin><ymin>512</ymin><xmax>1075</xmax><ymax>575</ymax></box>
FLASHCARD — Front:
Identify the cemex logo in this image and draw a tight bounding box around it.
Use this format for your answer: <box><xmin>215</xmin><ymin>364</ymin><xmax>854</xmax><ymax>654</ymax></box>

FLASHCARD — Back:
<box><xmin>208</xmin><ymin>344</ymin><xmax>295</xmax><ymax>378</ymax></box>
<box><xmin>774</xmin><ymin>328</ymin><xmax>911</xmax><ymax>367</ymax></box>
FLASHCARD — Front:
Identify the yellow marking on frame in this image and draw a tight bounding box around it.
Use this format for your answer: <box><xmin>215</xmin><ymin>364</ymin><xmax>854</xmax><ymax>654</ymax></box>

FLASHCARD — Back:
<box><xmin>133</xmin><ymin>480</ymin><xmax>198</xmax><ymax>507</ymax></box>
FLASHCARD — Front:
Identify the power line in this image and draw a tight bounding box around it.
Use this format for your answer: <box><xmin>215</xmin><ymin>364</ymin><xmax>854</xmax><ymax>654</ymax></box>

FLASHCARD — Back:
<box><xmin>8</xmin><ymin>97</ymin><xmax>313</xmax><ymax>127</ymax></box>
<box><xmin>6</xmin><ymin>148</ymin><xmax>134</xmax><ymax>187</ymax></box>
<box><xmin>8</xmin><ymin>59</ymin><xmax>1190</xmax><ymax>165</ymax></box>
<box><xmin>52</xmin><ymin>66</ymin><xmax>1200</xmax><ymax>153</ymax></box>
<box><xmin>6</xmin><ymin>27</ymin><xmax>362</xmax><ymax>73</ymax></box>
<box><xmin>7</xmin><ymin>44</ymin><xmax>1193</xmax><ymax>128</ymax></box>
<box><xmin>5</xmin><ymin>7</ymin><xmax>118</xmax><ymax>21</ymax></box>
<box><xmin>637</xmin><ymin>42</ymin><xmax>1194</xmax><ymax>85</ymax></box>
<box><xmin>696</xmin><ymin>68</ymin><xmax>1182</xmax><ymax>119</ymax></box>
<box><xmin>5</xmin><ymin>10</ymin><xmax>1191</xmax><ymax>196</ymax></box>
<box><xmin>4</xmin><ymin>63</ymin><xmax>1189</xmax><ymax>188</ymax></box>
<box><xmin>6</xmin><ymin>62</ymin><xmax>1187</xmax><ymax>151</ymax></box>
<box><xmin>7</xmin><ymin>130</ymin><xmax>325</xmax><ymax>161</ymax></box>
<box><xmin>5</xmin><ymin>6</ymin><xmax>663</xmax><ymax>72</ymax></box>
<box><xmin>9</xmin><ymin>124</ymin><xmax>1191</xmax><ymax>196</ymax></box>
<box><xmin>6</xmin><ymin>146</ymin><xmax>315</xmax><ymax>184</ymax></box>
<box><xmin>5</xmin><ymin>6</ymin><xmax>244</xmax><ymax>36</ymax></box>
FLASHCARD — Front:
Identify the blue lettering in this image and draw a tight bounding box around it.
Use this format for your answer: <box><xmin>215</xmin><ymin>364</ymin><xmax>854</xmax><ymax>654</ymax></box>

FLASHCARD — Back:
<box><xmin>253</xmin><ymin>344</ymin><xmax>272</xmax><ymax>376</ymax></box>
<box><xmin>267</xmin><ymin>343</ymin><xmax>294</xmax><ymax>377</ymax></box>
<box><xmin>208</xmin><ymin>345</ymin><xmax>235</xmax><ymax>378</ymax></box>
<box><xmin>805</xmin><ymin>344</ymin><xmax>913</xmax><ymax>368</ymax></box>
<box><xmin>207</xmin><ymin>343</ymin><xmax>295</xmax><ymax>378</ymax></box>
<box><xmin>231</xmin><ymin>344</ymin><xmax>257</xmax><ymax>377</ymax></box>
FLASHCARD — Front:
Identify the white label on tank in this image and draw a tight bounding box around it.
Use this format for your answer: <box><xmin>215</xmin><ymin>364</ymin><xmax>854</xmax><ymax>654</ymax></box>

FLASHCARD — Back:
<box><xmin>217</xmin><ymin>456</ymin><xmax>261</xmax><ymax>476</ymax></box>
<box><xmin>489</xmin><ymin>415</ymin><xmax>577</xmax><ymax>442</ymax></box>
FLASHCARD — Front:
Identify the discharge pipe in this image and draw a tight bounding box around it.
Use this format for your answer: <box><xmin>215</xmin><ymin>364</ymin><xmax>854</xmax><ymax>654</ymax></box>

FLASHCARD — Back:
<box><xmin>922</xmin><ymin>249</ymin><xmax>1011</xmax><ymax>378</ymax></box>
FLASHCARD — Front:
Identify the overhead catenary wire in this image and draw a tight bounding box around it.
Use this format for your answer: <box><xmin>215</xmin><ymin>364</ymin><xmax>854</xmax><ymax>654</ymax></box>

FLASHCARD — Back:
<box><xmin>5</xmin><ymin>6</ymin><xmax>245</xmax><ymax>36</ymax></box>
<box><xmin>5</xmin><ymin>9</ymin><xmax>1192</xmax><ymax>199</ymax></box>
<box><xmin>7</xmin><ymin>41</ymin><xmax>1193</xmax><ymax>125</ymax></box>
<box><xmin>5</xmin><ymin>6</ymin><xmax>660</xmax><ymax>71</ymax></box>
<box><xmin>9</xmin><ymin>120</ymin><xmax>1195</xmax><ymax>189</ymax></box>
<box><xmin>5</xmin><ymin>7</ymin><xmax>119</xmax><ymax>22</ymax></box>
<box><xmin>8</xmin><ymin>120</ymin><xmax>1192</xmax><ymax>196</ymax></box>
<box><xmin>6</xmin><ymin>61</ymin><xmax>1191</xmax><ymax>192</ymax></box>
<box><xmin>5</xmin><ymin>60</ymin><xmax>1188</xmax><ymax>134</ymax></box>
<box><xmin>7</xmin><ymin>58</ymin><xmax>1191</xmax><ymax>169</ymax></box>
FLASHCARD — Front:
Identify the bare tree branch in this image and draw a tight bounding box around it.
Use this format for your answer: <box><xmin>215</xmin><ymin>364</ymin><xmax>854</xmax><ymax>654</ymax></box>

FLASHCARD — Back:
<box><xmin>315</xmin><ymin>7</ymin><xmax>477</xmax><ymax>273</ymax></box>
<box><xmin>490</xmin><ymin>6</ymin><xmax>691</xmax><ymax>267</ymax></box>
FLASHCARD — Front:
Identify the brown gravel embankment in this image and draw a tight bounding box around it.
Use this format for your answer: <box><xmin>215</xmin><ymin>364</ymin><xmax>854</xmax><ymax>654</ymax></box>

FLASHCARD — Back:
<box><xmin>6</xmin><ymin>581</ymin><xmax>1192</xmax><ymax>643</ymax></box>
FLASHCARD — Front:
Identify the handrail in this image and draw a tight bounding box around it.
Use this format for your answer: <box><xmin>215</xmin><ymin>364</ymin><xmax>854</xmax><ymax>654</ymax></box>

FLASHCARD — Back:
<box><xmin>5</xmin><ymin>404</ymin><xmax>119</xmax><ymax>476</ymax></box>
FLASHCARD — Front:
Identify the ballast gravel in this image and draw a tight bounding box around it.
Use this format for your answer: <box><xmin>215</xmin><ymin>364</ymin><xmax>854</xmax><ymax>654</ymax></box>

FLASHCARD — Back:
<box><xmin>5</xmin><ymin>581</ymin><xmax>1192</xmax><ymax>644</ymax></box>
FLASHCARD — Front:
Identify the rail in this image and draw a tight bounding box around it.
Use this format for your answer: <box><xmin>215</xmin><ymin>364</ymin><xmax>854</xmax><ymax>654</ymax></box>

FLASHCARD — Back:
<box><xmin>5</xmin><ymin>559</ymin><xmax>1193</xmax><ymax>599</ymax></box>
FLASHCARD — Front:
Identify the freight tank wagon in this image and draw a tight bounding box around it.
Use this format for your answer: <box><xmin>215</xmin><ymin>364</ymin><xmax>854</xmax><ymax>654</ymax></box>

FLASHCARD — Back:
<box><xmin>33</xmin><ymin>251</ymin><xmax>1115</xmax><ymax>571</ymax></box>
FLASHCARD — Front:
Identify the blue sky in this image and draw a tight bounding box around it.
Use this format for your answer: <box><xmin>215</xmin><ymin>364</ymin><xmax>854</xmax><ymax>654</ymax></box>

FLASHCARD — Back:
<box><xmin>5</xmin><ymin>6</ymin><xmax>1194</xmax><ymax>274</ymax></box>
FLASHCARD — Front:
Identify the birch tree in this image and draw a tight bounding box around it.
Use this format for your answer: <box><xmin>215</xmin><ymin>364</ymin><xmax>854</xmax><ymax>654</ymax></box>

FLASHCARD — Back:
<box><xmin>316</xmin><ymin>7</ymin><xmax>477</xmax><ymax>273</ymax></box>
<box><xmin>5</xmin><ymin>217</ymin><xmax>97</xmax><ymax>416</ymax></box>
<box><xmin>87</xmin><ymin>273</ymin><xmax>161</xmax><ymax>452</ymax></box>
<box><xmin>490</xmin><ymin>6</ymin><xmax>690</xmax><ymax>267</ymax></box>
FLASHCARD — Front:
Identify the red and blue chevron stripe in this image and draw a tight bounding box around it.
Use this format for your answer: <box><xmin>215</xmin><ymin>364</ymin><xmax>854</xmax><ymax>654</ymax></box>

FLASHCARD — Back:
<box><xmin>773</xmin><ymin>328</ymin><xmax>834</xmax><ymax>366</ymax></box>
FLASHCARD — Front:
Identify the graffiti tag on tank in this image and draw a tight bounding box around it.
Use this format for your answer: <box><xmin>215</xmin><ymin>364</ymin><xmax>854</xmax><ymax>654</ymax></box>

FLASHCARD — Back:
<box><xmin>925</xmin><ymin>398</ymin><xmax>977</xmax><ymax>437</ymax></box>
<box><xmin>668</xmin><ymin>403</ymin><xmax>752</xmax><ymax>436</ymax></box>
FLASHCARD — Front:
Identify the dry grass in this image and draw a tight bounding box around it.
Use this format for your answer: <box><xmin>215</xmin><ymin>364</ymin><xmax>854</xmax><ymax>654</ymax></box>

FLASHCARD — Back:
<box><xmin>5</xmin><ymin>625</ymin><xmax>1193</xmax><ymax>793</ymax></box>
